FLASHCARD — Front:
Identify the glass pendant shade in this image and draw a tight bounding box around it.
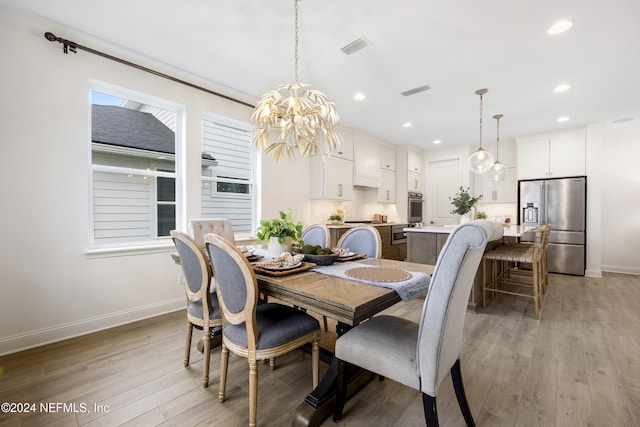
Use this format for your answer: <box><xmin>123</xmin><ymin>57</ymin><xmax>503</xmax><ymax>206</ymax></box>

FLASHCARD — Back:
<box><xmin>489</xmin><ymin>160</ymin><xmax>509</xmax><ymax>181</ymax></box>
<box><xmin>469</xmin><ymin>147</ymin><xmax>494</xmax><ymax>174</ymax></box>
<box><xmin>468</xmin><ymin>88</ymin><xmax>494</xmax><ymax>174</ymax></box>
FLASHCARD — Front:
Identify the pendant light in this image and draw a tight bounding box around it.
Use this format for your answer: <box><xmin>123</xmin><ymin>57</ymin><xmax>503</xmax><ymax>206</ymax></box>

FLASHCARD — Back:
<box><xmin>252</xmin><ymin>0</ymin><xmax>341</xmax><ymax>160</ymax></box>
<box><xmin>468</xmin><ymin>88</ymin><xmax>494</xmax><ymax>174</ymax></box>
<box><xmin>489</xmin><ymin>114</ymin><xmax>509</xmax><ymax>182</ymax></box>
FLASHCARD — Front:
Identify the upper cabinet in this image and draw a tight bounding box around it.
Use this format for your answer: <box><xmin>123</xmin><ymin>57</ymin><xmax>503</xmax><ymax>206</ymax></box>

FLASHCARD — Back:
<box><xmin>407</xmin><ymin>150</ymin><xmax>424</xmax><ymax>175</ymax></box>
<box><xmin>322</xmin><ymin>126</ymin><xmax>354</xmax><ymax>160</ymax></box>
<box><xmin>379</xmin><ymin>145</ymin><xmax>397</xmax><ymax>171</ymax></box>
<box><xmin>309</xmin><ymin>156</ymin><xmax>354</xmax><ymax>200</ymax></box>
<box><xmin>353</xmin><ymin>133</ymin><xmax>381</xmax><ymax>188</ymax></box>
<box><xmin>517</xmin><ymin>130</ymin><xmax>586</xmax><ymax>180</ymax></box>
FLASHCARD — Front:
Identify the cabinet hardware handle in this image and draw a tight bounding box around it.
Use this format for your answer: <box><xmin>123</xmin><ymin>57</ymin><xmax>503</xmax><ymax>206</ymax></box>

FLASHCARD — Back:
<box><xmin>338</xmin><ymin>183</ymin><xmax>343</xmax><ymax>197</ymax></box>
<box><xmin>338</xmin><ymin>151</ymin><xmax>343</xmax><ymax>155</ymax></box>
<box><xmin>386</xmin><ymin>190</ymin><xmax>390</xmax><ymax>200</ymax></box>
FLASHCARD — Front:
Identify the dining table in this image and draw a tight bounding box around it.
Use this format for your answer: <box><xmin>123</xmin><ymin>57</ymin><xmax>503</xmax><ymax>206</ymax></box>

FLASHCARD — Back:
<box><xmin>253</xmin><ymin>255</ymin><xmax>434</xmax><ymax>427</ymax></box>
<box><xmin>173</xmin><ymin>248</ymin><xmax>435</xmax><ymax>427</ymax></box>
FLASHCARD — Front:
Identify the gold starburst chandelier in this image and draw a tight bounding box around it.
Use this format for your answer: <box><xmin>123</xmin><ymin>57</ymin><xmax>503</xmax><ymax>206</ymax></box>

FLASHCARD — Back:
<box><xmin>252</xmin><ymin>0</ymin><xmax>341</xmax><ymax>160</ymax></box>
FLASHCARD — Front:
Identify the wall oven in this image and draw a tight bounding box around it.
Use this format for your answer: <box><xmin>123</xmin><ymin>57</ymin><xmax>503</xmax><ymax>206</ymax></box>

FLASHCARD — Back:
<box><xmin>408</xmin><ymin>191</ymin><xmax>423</xmax><ymax>224</ymax></box>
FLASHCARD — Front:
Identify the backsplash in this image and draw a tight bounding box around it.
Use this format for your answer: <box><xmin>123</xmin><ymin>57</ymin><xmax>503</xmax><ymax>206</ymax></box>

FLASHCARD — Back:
<box><xmin>475</xmin><ymin>203</ymin><xmax>517</xmax><ymax>224</ymax></box>
<box><xmin>310</xmin><ymin>187</ymin><xmax>402</xmax><ymax>224</ymax></box>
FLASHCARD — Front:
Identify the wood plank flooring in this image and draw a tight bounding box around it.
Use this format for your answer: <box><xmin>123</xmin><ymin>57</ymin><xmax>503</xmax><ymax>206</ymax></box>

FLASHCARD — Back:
<box><xmin>1</xmin><ymin>272</ymin><xmax>639</xmax><ymax>426</ymax></box>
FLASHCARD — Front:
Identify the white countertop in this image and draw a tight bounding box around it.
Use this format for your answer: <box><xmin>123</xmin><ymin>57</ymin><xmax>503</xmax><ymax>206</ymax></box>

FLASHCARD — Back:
<box><xmin>327</xmin><ymin>223</ymin><xmax>404</xmax><ymax>229</ymax></box>
<box><xmin>404</xmin><ymin>224</ymin><xmax>535</xmax><ymax>237</ymax></box>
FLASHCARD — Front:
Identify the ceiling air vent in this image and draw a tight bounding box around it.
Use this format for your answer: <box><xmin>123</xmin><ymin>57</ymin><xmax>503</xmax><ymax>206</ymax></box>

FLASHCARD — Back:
<box><xmin>341</xmin><ymin>38</ymin><xmax>369</xmax><ymax>55</ymax></box>
<box><xmin>401</xmin><ymin>85</ymin><xmax>431</xmax><ymax>96</ymax></box>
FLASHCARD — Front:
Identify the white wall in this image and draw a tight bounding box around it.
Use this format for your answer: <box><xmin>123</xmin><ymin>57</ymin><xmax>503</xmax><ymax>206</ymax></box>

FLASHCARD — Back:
<box><xmin>0</xmin><ymin>7</ymin><xmax>287</xmax><ymax>355</ymax></box>
<box><xmin>600</xmin><ymin>126</ymin><xmax>640</xmax><ymax>274</ymax></box>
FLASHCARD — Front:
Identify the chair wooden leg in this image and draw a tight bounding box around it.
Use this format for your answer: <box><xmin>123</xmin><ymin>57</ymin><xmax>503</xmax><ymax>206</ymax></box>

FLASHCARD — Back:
<box><xmin>184</xmin><ymin>321</ymin><xmax>193</xmax><ymax>367</ymax></box>
<box><xmin>333</xmin><ymin>359</ymin><xmax>347</xmax><ymax>421</ymax></box>
<box><xmin>312</xmin><ymin>338</ymin><xmax>319</xmax><ymax>388</ymax></box>
<box><xmin>249</xmin><ymin>359</ymin><xmax>258</xmax><ymax>427</ymax></box>
<box><xmin>482</xmin><ymin>258</ymin><xmax>487</xmax><ymax>308</ymax></box>
<box><xmin>202</xmin><ymin>326</ymin><xmax>211</xmax><ymax>387</ymax></box>
<box><xmin>422</xmin><ymin>393</ymin><xmax>439</xmax><ymax>427</ymax></box>
<box><xmin>450</xmin><ymin>359</ymin><xmax>475</xmax><ymax>427</ymax></box>
<box><xmin>218</xmin><ymin>344</ymin><xmax>229</xmax><ymax>403</ymax></box>
<box><xmin>323</xmin><ymin>315</ymin><xmax>329</xmax><ymax>332</ymax></box>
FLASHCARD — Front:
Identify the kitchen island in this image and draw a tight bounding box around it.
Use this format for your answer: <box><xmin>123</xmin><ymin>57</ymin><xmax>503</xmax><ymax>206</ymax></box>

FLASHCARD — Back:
<box><xmin>404</xmin><ymin>223</ymin><xmax>531</xmax><ymax>310</ymax></box>
<box><xmin>327</xmin><ymin>223</ymin><xmax>408</xmax><ymax>261</ymax></box>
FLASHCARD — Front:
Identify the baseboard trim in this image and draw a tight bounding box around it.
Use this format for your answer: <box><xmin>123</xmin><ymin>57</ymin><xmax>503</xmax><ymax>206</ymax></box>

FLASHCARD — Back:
<box><xmin>0</xmin><ymin>298</ymin><xmax>184</xmax><ymax>356</ymax></box>
<box><xmin>585</xmin><ymin>269</ymin><xmax>603</xmax><ymax>278</ymax></box>
<box><xmin>601</xmin><ymin>265</ymin><xmax>640</xmax><ymax>276</ymax></box>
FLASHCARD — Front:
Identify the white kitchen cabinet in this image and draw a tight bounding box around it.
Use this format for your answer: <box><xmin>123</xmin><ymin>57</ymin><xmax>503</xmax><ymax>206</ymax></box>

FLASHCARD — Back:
<box><xmin>379</xmin><ymin>145</ymin><xmax>397</xmax><ymax>171</ymax></box>
<box><xmin>353</xmin><ymin>134</ymin><xmax>381</xmax><ymax>188</ymax></box>
<box><xmin>475</xmin><ymin>167</ymin><xmax>517</xmax><ymax>203</ymax></box>
<box><xmin>408</xmin><ymin>170</ymin><xmax>423</xmax><ymax>192</ymax></box>
<box><xmin>309</xmin><ymin>156</ymin><xmax>353</xmax><ymax>200</ymax></box>
<box><xmin>323</xmin><ymin>128</ymin><xmax>354</xmax><ymax>160</ymax></box>
<box><xmin>517</xmin><ymin>131</ymin><xmax>586</xmax><ymax>180</ymax></box>
<box><xmin>377</xmin><ymin>169</ymin><xmax>396</xmax><ymax>203</ymax></box>
<box><xmin>407</xmin><ymin>150</ymin><xmax>423</xmax><ymax>175</ymax></box>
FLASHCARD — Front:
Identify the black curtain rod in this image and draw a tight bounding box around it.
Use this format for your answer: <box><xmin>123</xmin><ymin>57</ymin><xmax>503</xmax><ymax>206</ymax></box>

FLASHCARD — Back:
<box><xmin>44</xmin><ymin>31</ymin><xmax>255</xmax><ymax>109</ymax></box>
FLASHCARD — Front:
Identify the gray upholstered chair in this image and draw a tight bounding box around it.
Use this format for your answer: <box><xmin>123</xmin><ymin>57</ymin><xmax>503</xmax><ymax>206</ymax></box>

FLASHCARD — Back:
<box><xmin>205</xmin><ymin>234</ymin><xmax>321</xmax><ymax>427</ymax></box>
<box><xmin>300</xmin><ymin>224</ymin><xmax>330</xmax><ymax>247</ymax></box>
<box><xmin>188</xmin><ymin>218</ymin><xmax>236</xmax><ymax>249</ymax></box>
<box><xmin>333</xmin><ymin>221</ymin><xmax>504</xmax><ymax>426</ymax></box>
<box><xmin>337</xmin><ymin>225</ymin><xmax>382</xmax><ymax>258</ymax></box>
<box><xmin>170</xmin><ymin>231</ymin><xmax>223</xmax><ymax>388</ymax></box>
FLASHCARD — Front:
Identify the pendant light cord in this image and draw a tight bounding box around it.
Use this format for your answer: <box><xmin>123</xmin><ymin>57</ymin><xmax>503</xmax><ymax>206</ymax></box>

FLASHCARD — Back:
<box><xmin>294</xmin><ymin>0</ymin><xmax>299</xmax><ymax>84</ymax></box>
<box><xmin>478</xmin><ymin>92</ymin><xmax>484</xmax><ymax>149</ymax></box>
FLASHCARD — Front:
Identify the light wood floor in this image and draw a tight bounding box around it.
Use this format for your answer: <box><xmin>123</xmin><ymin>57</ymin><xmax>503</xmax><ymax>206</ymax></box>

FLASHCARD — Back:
<box><xmin>1</xmin><ymin>272</ymin><xmax>639</xmax><ymax>426</ymax></box>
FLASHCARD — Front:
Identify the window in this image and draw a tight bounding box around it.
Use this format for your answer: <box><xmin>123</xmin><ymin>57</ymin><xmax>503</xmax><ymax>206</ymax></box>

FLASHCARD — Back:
<box><xmin>201</xmin><ymin>114</ymin><xmax>256</xmax><ymax>236</ymax></box>
<box><xmin>90</xmin><ymin>86</ymin><xmax>181</xmax><ymax>246</ymax></box>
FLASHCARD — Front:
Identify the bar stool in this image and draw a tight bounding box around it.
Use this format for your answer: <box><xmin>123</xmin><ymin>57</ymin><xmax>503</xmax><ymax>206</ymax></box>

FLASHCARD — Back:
<box><xmin>482</xmin><ymin>225</ymin><xmax>550</xmax><ymax>319</ymax></box>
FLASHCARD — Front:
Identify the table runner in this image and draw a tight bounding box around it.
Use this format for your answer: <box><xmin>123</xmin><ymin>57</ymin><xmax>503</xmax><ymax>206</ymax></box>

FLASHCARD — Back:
<box><xmin>312</xmin><ymin>261</ymin><xmax>430</xmax><ymax>302</ymax></box>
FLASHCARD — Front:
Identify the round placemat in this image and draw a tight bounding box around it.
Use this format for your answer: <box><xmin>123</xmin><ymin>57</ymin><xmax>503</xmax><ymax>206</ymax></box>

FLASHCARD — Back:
<box><xmin>345</xmin><ymin>267</ymin><xmax>412</xmax><ymax>283</ymax></box>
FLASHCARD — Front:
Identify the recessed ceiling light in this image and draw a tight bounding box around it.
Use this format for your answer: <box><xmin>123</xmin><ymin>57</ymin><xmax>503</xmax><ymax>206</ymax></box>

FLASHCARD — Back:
<box><xmin>553</xmin><ymin>84</ymin><xmax>571</xmax><ymax>93</ymax></box>
<box><xmin>402</xmin><ymin>122</ymin><xmax>413</xmax><ymax>128</ymax></box>
<box><xmin>433</xmin><ymin>140</ymin><xmax>442</xmax><ymax>144</ymax></box>
<box><xmin>612</xmin><ymin>117</ymin><xmax>634</xmax><ymax>124</ymax></box>
<box><xmin>557</xmin><ymin>116</ymin><xmax>570</xmax><ymax>122</ymax></box>
<box><xmin>547</xmin><ymin>20</ymin><xmax>573</xmax><ymax>35</ymax></box>
<box><xmin>353</xmin><ymin>92</ymin><xmax>366</xmax><ymax>101</ymax></box>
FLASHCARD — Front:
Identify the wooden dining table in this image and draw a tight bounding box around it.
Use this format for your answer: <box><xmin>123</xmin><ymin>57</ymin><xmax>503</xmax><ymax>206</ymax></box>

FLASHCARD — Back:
<box><xmin>254</xmin><ymin>257</ymin><xmax>435</xmax><ymax>427</ymax></box>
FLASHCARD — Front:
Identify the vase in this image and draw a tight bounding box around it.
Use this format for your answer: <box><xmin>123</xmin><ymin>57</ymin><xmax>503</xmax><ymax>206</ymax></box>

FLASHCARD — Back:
<box><xmin>268</xmin><ymin>236</ymin><xmax>291</xmax><ymax>257</ymax></box>
<box><xmin>460</xmin><ymin>213</ymin><xmax>471</xmax><ymax>224</ymax></box>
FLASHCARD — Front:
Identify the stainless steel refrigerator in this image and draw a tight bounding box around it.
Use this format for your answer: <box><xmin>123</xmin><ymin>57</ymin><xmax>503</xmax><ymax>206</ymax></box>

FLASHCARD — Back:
<box><xmin>518</xmin><ymin>177</ymin><xmax>586</xmax><ymax>275</ymax></box>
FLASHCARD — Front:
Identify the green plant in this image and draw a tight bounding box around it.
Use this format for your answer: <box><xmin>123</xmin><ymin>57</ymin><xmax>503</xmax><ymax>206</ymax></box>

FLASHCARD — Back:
<box><xmin>450</xmin><ymin>186</ymin><xmax>483</xmax><ymax>215</ymax></box>
<box><xmin>328</xmin><ymin>214</ymin><xmax>343</xmax><ymax>221</ymax></box>
<box><xmin>255</xmin><ymin>210</ymin><xmax>303</xmax><ymax>244</ymax></box>
<box><xmin>476</xmin><ymin>211</ymin><xmax>488</xmax><ymax>219</ymax></box>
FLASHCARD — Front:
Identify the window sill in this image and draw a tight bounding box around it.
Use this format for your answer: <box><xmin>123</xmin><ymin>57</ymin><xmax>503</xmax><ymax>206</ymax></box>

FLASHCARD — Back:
<box><xmin>85</xmin><ymin>242</ymin><xmax>174</xmax><ymax>259</ymax></box>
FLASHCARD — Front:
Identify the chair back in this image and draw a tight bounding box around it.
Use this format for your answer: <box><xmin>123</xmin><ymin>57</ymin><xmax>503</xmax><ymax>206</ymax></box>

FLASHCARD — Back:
<box><xmin>205</xmin><ymin>234</ymin><xmax>260</xmax><ymax>351</ymax></box>
<box><xmin>301</xmin><ymin>224</ymin><xmax>330</xmax><ymax>247</ymax></box>
<box><xmin>170</xmin><ymin>231</ymin><xmax>213</xmax><ymax>316</ymax></box>
<box><xmin>416</xmin><ymin>221</ymin><xmax>503</xmax><ymax>396</ymax></box>
<box><xmin>188</xmin><ymin>218</ymin><xmax>236</xmax><ymax>248</ymax></box>
<box><xmin>337</xmin><ymin>226</ymin><xmax>382</xmax><ymax>258</ymax></box>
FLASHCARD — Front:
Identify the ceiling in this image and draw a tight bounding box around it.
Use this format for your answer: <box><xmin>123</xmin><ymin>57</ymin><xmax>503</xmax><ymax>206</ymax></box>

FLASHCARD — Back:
<box><xmin>4</xmin><ymin>0</ymin><xmax>640</xmax><ymax>150</ymax></box>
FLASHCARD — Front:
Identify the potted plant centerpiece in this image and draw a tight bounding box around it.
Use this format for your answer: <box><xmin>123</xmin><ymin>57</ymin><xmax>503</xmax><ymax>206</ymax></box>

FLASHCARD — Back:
<box><xmin>255</xmin><ymin>210</ymin><xmax>304</xmax><ymax>257</ymax></box>
<box><xmin>450</xmin><ymin>186</ymin><xmax>483</xmax><ymax>223</ymax></box>
<box><xmin>327</xmin><ymin>209</ymin><xmax>344</xmax><ymax>225</ymax></box>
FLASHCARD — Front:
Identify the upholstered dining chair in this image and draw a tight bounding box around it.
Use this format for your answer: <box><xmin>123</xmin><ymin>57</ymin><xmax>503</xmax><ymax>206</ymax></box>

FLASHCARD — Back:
<box><xmin>300</xmin><ymin>224</ymin><xmax>330</xmax><ymax>247</ymax></box>
<box><xmin>170</xmin><ymin>231</ymin><xmax>223</xmax><ymax>388</ymax></box>
<box><xmin>333</xmin><ymin>221</ymin><xmax>504</xmax><ymax>426</ymax></box>
<box><xmin>336</xmin><ymin>225</ymin><xmax>382</xmax><ymax>258</ymax></box>
<box><xmin>205</xmin><ymin>234</ymin><xmax>321</xmax><ymax>427</ymax></box>
<box><xmin>188</xmin><ymin>218</ymin><xmax>236</xmax><ymax>249</ymax></box>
